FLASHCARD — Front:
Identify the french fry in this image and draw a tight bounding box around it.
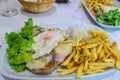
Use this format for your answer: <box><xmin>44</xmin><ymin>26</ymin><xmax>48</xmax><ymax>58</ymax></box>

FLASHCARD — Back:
<box><xmin>81</xmin><ymin>42</ymin><xmax>101</xmax><ymax>49</ymax></box>
<box><xmin>88</xmin><ymin>55</ymin><xmax>92</xmax><ymax>61</ymax></box>
<box><xmin>98</xmin><ymin>4</ymin><xmax>104</xmax><ymax>13</ymax></box>
<box><xmin>91</xmin><ymin>10</ymin><xmax>96</xmax><ymax>15</ymax></box>
<box><xmin>103</xmin><ymin>59</ymin><xmax>115</xmax><ymax>63</ymax></box>
<box><xmin>66</xmin><ymin>62</ymin><xmax>74</xmax><ymax>69</ymax></box>
<box><xmin>73</xmin><ymin>48</ymin><xmax>77</xmax><ymax>61</ymax></box>
<box><xmin>84</xmin><ymin>69</ymin><xmax>96</xmax><ymax>74</ymax></box>
<box><xmin>115</xmin><ymin>60</ymin><xmax>120</xmax><ymax>70</ymax></box>
<box><xmin>89</xmin><ymin>62</ymin><xmax>114</xmax><ymax>67</ymax></box>
<box><xmin>79</xmin><ymin>2</ymin><xmax>83</xmax><ymax>8</ymax></box>
<box><xmin>57</xmin><ymin>69</ymin><xmax>65</xmax><ymax>73</ymax></box>
<box><xmin>88</xmin><ymin>1</ymin><xmax>94</xmax><ymax>9</ymax></box>
<box><xmin>78</xmin><ymin>41</ymin><xmax>86</xmax><ymax>46</ymax></box>
<box><xmin>75</xmin><ymin>33</ymin><xmax>83</xmax><ymax>62</ymax></box>
<box><xmin>74</xmin><ymin>33</ymin><xmax>83</xmax><ymax>62</ymax></box>
<box><xmin>76</xmin><ymin>32</ymin><xmax>83</xmax><ymax>47</ymax></box>
<box><xmin>84</xmin><ymin>59</ymin><xmax>88</xmax><ymax>71</ymax></box>
<box><xmin>89</xmin><ymin>4</ymin><xmax>95</xmax><ymax>11</ymax></box>
<box><xmin>89</xmin><ymin>65</ymin><xmax>94</xmax><ymax>69</ymax></box>
<box><xmin>92</xmin><ymin>66</ymin><xmax>108</xmax><ymax>70</ymax></box>
<box><xmin>91</xmin><ymin>47</ymin><xmax>97</xmax><ymax>62</ymax></box>
<box><xmin>103</xmin><ymin>45</ymin><xmax>111</xmax><ymax>58</ymax></box>
<box><xmin>59</xmin><ymin>66</ymin><xmax>78</xmax><ymax>76</ymax></box>
<box><xmin>76</xmin><ymin>63</ymin><xmax>84</xmax><ymax>78</ymax></box>
<box><xmin>108</xmin><ymin>47</ymin><xmax>120</xmax><ymax>60</ymax></box>
<box><xmin>83</xmin><ymin>49</ymin><xmax>91</xmax><ymax>57</ymax></box>
<box><xmin>111</xmin><ymin>42</ymin><xmax>118</xmax><ymax>50</ymax></box>
<box><xmin>98</xmin><ymin>49</ymin><xmax>105</xmax><ymax>60</ymax></box>
<box><xmin>96</xmin><ymin>44</ymin><xmax>103</xmax><ymax>54</ymax></box>
<box><xmin>74</xmin><ymin>57</ymin><xmax>87</xmax><ymax>66</ymax></box>
<box><xmin>94</xmin><ymin>69</ymin><xmax>106</xmax><ymax>73</ymax></box>
<box><xmin>74</xmin><ymin>49</ymin><xmax>80</xmax><ymax>62</ymax></box>
<box><xmin>61</xmin><ymin>48</ymin><xmax>75</xmax><ymax>66</ymax></box>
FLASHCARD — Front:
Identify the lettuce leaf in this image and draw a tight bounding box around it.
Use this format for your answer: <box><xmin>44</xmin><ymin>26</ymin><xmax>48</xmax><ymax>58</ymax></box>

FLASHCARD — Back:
<box><xmin>5</xmin><ymin>18</ymin><xmax>33</xmax><ymax>72</ymax></box>
<box><xmin>20</xmin><ymin>18</ymin><xmax>33</xmax><ymax>41</ymax></box>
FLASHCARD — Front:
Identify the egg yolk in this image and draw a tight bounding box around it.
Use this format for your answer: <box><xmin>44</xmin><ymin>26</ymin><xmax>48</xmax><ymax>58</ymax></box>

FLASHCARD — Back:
<box><xmin>43</xmin><ymin>32</ymin><xmax>57</xmax><ymax>41</ymax></box>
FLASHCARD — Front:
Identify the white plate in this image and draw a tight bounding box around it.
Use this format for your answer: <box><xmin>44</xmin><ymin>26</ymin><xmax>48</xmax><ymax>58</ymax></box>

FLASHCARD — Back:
<box><xmin>82</xmin><ymin>1</ymin><xmax>120</xmax><ymax>29</ymax></box>
<box><xmin>0</xmin><ymin>23</ymin><xmax>116</xmax><ymax>80</ymax></box>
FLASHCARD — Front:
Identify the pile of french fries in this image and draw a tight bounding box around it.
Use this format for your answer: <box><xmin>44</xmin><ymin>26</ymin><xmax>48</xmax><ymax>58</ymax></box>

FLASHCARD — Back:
<box><xmin>57</xmin><ymin>30</ymin><xmax>120</xmax><ymax>79</ymax></box>
<box><xmin>85</xmin><ymin>0</ymin><xmax>116</xmax><ymax>15</ymax></box>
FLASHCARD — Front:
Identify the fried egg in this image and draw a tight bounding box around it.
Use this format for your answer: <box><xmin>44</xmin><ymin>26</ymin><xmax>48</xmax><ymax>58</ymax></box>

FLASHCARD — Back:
<box><xmin>32</xmin><ymin>31</ymin><xmax>64</xmax><ymax>59</ymax></box>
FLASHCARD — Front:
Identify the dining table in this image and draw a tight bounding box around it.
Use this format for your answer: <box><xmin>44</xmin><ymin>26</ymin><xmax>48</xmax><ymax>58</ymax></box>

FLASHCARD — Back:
<box><xmin>0</xmin><ymin>0</ymin><xmax>120</xmax><ymax>80</ymax></box>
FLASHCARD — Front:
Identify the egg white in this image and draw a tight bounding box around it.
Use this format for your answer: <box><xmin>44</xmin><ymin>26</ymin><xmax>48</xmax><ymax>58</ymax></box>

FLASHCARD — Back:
<box><xmin>32</xmin><ymin>31</ymin><xmax>64</xmax><ymax>59</ymax></box>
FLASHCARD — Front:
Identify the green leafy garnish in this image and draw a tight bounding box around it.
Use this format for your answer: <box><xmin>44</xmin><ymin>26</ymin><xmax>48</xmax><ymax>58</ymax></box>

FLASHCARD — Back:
<box><xmin>96</xmin><ymin>9</ymin><xmax>120</xmax><ymax>26</ymax></box>
<box><xmin>5</xmin><ymin>18</ymin><xmax>33</xmax><ymax>72</ymax></box>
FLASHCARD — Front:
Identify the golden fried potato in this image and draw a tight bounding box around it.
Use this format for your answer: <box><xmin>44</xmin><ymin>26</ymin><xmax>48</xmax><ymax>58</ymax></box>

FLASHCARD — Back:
<box><xmin>58</xmin><ymin>29</ymin><xmax>120</xmax><ymax>79</ymax></box>
<box><xmin>84</xmin><ymin>0</ymin><xmax>116</xmax><ymax>15</ymax></box>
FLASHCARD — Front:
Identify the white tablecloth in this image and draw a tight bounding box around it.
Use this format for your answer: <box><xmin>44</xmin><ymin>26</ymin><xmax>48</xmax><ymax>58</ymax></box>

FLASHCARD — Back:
<box><xmin>0</xmin><ymin>0</ymin><xmax>120</xmax><ymax>80</ymax></box>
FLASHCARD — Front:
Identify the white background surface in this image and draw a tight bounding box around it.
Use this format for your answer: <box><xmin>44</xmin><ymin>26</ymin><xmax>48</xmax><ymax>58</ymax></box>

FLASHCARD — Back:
<box><xmin>0</xmin><ymin>0</ymin><xmax>120</xmax><ymax>80</ymax></box>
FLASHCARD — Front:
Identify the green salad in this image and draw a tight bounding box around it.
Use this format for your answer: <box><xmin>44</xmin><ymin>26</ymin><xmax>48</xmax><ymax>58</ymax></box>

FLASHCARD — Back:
<box><xmin>96</xmin><ymin>9</ymin><xmax>120</xmax><ymax>26</ymax></box>
<box><xmin>5</xmin><ymin>18</ymin><xmax>34</xmax><ymax>72</ymax></box>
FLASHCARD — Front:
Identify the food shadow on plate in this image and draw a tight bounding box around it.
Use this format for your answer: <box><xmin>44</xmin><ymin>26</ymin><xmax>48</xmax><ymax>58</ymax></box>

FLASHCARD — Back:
<box><xmin>20</xmin><ymin>5</ymin><xmax>56</xmax><ymax>17</ymax></box>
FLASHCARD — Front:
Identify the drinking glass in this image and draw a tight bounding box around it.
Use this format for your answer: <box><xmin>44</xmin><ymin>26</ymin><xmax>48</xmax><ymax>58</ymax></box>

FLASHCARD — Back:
<box><xmin>2</xmin><ymin>0</ymin><xmax>18</xmax><ymax>17</ymax></box>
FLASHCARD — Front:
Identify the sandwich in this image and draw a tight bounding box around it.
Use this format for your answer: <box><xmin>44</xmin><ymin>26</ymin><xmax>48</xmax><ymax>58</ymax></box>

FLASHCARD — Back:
<box><xmin>26</xmin><ymin>27</ymin><xmax>73</xmax><ymax>74</ymax></box>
